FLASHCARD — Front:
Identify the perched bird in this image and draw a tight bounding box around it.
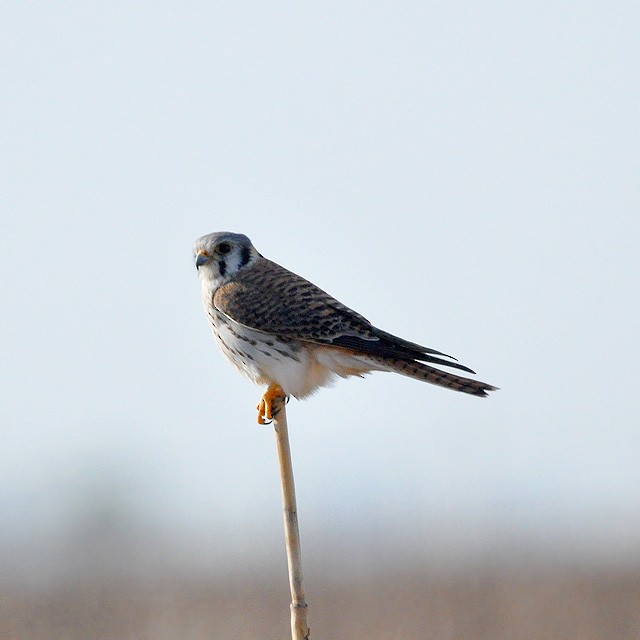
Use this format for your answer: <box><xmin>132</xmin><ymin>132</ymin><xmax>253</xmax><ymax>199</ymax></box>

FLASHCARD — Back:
<box><xmin>195</xmin><ymin>231</ymin><xmax>497</xmax><ymax>423</ymax></box>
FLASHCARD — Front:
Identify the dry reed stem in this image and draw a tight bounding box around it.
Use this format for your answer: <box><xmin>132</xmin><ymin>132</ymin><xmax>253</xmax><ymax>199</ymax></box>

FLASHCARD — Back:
<box><xmin>272</xmin><ymin>396</ymin><xmax>311</xmax><ymax>640</ymax></box>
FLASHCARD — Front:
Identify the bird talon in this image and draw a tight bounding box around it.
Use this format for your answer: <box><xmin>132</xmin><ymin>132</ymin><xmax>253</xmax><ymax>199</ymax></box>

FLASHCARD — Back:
<box><xmin>256</xmin><ymin>384</ymin><xmax>286</xmax><ymax>424</ymax></box>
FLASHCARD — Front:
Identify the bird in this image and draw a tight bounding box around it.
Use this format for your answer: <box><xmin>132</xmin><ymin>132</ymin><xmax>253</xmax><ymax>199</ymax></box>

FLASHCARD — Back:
<box><xmin>194</xmin><ymin>231</ymin><xmax>497</xmax><ymax>424</ymax></box>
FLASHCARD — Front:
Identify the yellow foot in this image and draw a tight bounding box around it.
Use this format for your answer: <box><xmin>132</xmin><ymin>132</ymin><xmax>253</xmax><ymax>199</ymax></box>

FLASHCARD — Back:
<box><xmin>256</xmin><ymin>384</ymin><xmax>286</xmax><ymax>425</ymax></box>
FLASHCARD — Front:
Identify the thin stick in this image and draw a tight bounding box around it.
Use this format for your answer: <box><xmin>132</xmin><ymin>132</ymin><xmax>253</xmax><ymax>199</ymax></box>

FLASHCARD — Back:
<box><xmin>272</xmin><ymin>397</ymin><xmax>311</xmax><ymax>640</ymax></box>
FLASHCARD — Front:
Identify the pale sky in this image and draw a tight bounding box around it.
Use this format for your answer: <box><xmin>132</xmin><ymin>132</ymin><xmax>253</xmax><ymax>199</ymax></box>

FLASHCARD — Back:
<box><xmin>1</xmin><ymin>2</ymin><xmax>639</xmax><ymax>574</ymax></box>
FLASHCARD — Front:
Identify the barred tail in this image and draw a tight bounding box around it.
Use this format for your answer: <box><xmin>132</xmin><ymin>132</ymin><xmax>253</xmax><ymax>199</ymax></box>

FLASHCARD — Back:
<box><xmin>378</xmin><ymin>357</ymin><xmax>498</xmax><ymax>397</ymax></box>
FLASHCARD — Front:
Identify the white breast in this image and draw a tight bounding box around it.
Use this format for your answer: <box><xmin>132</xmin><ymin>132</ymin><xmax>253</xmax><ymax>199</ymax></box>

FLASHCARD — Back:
<box><xmin>206</xmin><ymin>305</ymin><xmax>331</xmax><ymax>398</ymax></box>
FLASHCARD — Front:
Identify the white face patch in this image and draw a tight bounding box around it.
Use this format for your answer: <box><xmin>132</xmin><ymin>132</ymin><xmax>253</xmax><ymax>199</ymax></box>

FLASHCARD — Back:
<box><xmin>196</xmin><ymin>237</ymin><xmax>257</xmax><ymax>290</ymax></box>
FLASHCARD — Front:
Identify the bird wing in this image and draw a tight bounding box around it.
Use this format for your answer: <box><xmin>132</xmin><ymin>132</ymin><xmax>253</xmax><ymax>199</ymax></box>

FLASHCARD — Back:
<box><xmin>213</xmin><ymin>258</ymin><xmax>475</xmax><ymax>374</ymax></box>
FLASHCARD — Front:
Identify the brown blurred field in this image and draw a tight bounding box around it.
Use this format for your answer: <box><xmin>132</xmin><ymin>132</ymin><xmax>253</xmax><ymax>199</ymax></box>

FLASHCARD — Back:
<box><xmin>3</xmin><ymin>565</ymin><xmax>639</xmax><ymax>640</ymax></box>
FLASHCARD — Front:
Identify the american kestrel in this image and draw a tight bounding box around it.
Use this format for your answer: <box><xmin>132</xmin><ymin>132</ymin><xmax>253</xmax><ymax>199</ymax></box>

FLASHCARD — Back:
<box><xmin>195</xmin><ymin>232</ymin><xmax>497</xmax><ymax>424</ymax></box>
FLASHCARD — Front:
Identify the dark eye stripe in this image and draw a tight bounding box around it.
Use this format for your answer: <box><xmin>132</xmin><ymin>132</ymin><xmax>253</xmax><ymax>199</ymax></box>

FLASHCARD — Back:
<box><xmin>240</xmin><ymin>245</ymin><xmax>251</xmax><ymax>267</ymax></box>
<box><xmin>218</xmin><ymin>260</ymin><xmax>227</xmax><ymax>277</ymax></box>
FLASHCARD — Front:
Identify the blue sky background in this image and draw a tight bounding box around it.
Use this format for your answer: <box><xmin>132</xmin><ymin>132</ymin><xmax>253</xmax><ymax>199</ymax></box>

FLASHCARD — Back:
<box><xmin>1</xmin><ymin>2</ymin><xmax>639</xmax><ymax>579</ymax></box>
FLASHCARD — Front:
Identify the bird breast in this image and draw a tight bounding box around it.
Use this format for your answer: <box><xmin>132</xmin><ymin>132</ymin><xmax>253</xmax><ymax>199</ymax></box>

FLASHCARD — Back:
<box><xmin>205</xmin><ymin>307</ymin><xmax>315</xmax><ymax>397</ymax></box>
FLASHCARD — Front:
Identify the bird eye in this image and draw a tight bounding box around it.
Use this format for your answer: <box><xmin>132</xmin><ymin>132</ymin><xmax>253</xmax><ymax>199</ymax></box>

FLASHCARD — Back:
<box><xmin>217</xmin><ymin>243</ymin><xmax>232</xmax><ymax>254</ymax></box>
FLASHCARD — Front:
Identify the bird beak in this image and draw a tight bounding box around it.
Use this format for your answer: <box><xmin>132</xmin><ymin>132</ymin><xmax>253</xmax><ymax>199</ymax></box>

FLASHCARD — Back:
<box><xmin>195</xmin><ymin>251</ymin><xmax>210</xmax><ymax>270</ymax></box>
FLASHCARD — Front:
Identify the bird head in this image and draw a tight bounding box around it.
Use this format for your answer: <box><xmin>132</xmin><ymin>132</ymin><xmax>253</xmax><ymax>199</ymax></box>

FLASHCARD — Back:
<box><xmin>194</xmin><ymin>231</ymin><xmax>259</xmax><ymax>288</ymax></box>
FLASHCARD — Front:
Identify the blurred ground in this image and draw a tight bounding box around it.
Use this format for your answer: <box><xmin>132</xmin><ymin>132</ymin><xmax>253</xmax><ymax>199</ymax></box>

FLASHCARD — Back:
<box><xmin>3</xmin><ymin>499</ymin><xmax>639</xmax><ymax>639</ymax></box>
<box><xmin>3</xmin><ymin>564</ymin><xmax>639</xmax><ymax>640</ymax></box>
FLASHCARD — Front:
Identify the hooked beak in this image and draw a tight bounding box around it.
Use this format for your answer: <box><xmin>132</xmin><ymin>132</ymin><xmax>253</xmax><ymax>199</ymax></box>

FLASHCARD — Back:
<box><xmin>195</xmin><ymin>250</ymin><xmax>210</xmax><ymax>270</ymax></box>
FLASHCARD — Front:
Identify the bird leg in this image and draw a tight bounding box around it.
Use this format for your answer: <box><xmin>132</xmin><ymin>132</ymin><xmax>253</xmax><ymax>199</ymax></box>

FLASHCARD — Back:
<box><xmin>256</xmin><ymin>383</ymin><xmax>286</xmax><ymax>424</ymax></box>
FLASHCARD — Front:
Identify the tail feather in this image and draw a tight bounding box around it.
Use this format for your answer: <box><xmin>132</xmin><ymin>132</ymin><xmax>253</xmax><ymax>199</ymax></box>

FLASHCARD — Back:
<box><xmin>378</xmin><ymin>357</ymin><xmax>498</xmax><ymax>397</ymax></box>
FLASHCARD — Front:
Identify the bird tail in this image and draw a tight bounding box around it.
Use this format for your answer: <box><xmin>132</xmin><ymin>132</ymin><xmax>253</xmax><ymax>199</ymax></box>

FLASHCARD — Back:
<box><xmin>375</xmin><ymin>357</ymin><xmax>498</xmax><ymax>397</ymax></box>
